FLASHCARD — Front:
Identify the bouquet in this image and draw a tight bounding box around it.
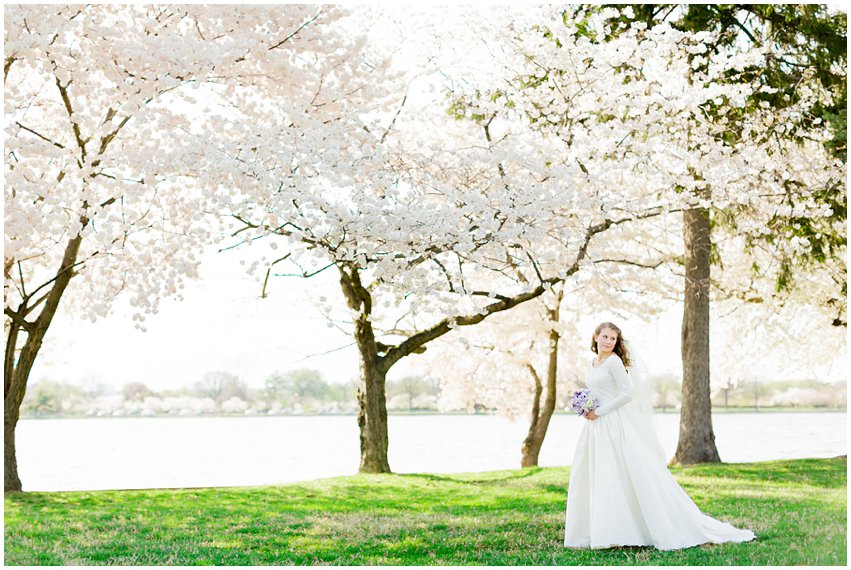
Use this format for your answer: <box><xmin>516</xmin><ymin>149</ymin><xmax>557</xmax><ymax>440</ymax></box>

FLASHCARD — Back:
<box><xmin>570</xmin><ymin>389</ymin><xmax>599</xmax><ymax>416</ymax></box>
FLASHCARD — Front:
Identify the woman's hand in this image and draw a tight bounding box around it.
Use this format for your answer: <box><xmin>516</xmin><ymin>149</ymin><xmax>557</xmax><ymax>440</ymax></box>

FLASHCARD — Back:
<box><xmin>584</xmin><ymin>410</ymin><xmax>599</xmax><ymax>420</ymax></box>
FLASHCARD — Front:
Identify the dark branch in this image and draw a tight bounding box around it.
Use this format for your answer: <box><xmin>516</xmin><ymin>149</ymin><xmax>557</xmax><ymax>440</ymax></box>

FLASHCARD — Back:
<box><xmin>272</xmin><ymin>261</ymin><xmax>335</xmax><ymax>280</ymax></box>
<box><xmin>53</xmin><ymin>66</ymin><xmax>88</xmax><ymax>161</ymax></box>
<box><xmin>268</xmin><ymin>9</ymin><xmax>322</xmax><ymax>51</ymax></box>
<box><xmin>380</xmin><ymin>94</ymin><xmax>408</xmax><ymax>144</ymax></box>
<box><xmin>593</xmin><ymin>258</ymin><xmax>665</xmax><ymax>269</ymax></box>
<box><xmin>261</xmin><ymin>253</ymin><xmax>292</xmax><ymax>298</ymax></box>
<box><xmin>4</xmin><ymin>306</ymin><xmax>33</xmax><ymax>332</ymax></box>
<box><xmin>15</xmin><ymin>122</ymin><xmax>66</xmax><ymax>149</ymax></box>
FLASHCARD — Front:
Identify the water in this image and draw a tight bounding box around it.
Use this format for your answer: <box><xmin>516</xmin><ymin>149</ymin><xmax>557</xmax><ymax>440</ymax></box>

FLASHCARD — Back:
<box><xmin>15</xmin><ymin>412</ymin><xmax>846</xmax><ymax>492</ymax></box>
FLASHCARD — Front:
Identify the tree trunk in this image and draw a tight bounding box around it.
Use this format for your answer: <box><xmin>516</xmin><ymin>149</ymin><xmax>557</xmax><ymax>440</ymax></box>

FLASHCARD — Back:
<box><xmin>354</xmin><ymin>354</ymin><xmax>391</xmax><ymax>473</ymax></box>
<box><xmin>520</xmin><ymin>364</ymin><xmax>545</xmax><ymax>467</ymax></box>
<box><xmin>520</xmin><ymin>287</ymin><xmax>562</xmax><ymax>467</ymax></box>
<box><xmin>338</xmin><ymin>263</ymin><xmax>391</xmax><ymax>473</ymax></box>
<box><xmin>4</xmin><ymin>398</ymin><xmax>22</xmax><ymax>492</ymax></box>
<box><xmin>671</xmin><ymin>205</ymin><xmax>721</xmax><ymax>465</ymax></box>
<box><xmin>5</xmin><ymin>232</ymin><xmax>84</xmax><ymax>491</ymax></box>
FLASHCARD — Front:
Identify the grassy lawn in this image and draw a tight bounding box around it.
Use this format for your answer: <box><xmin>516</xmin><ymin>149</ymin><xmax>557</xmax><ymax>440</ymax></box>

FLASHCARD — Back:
<box><xmin>4</xmin><ymin>456</ymin><xmax>846</xmax><ymax>565</ymax></box>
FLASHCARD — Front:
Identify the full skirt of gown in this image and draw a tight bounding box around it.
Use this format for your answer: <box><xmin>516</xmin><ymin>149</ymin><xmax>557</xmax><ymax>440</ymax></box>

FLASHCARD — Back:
<box><xmin>563</xmin><ymin>405</ymin><xmax>757</xmax><ymax>551</ymax></box>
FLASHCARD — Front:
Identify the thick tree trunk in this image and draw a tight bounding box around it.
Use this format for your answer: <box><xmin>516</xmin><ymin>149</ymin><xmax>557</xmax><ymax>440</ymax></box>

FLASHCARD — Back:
<box><xmin>520</xmin><ymin>288</ymin><xmax>562</xmax><ymax>467</ymax></box>
<box><xmin>520</xmin><ymin>364</ymin><xmax>545</xmax><ymax>467</ymax></box>
<box><xmin>354</xmin><ymin>352</ymin><xmax>390</xmax><ymax>473</ymax></box>
<box><xmin>338</xmin><ymin>263</ymin><xmax>391</xmax><ymax>473</ymax></box>
<box><xmin>5</xmin><ymin>232</ymin><xmax>84</xmax><ymax>491</ymax></box>
<box><xmin>4</xmin><ymin>398</ymin><xmax>22</xmax><ymax>492</ymax></box>
<box><xmin>671</xmin><ymin>205</ymin><xmax>721</xmax><ymax>465</ymax></box>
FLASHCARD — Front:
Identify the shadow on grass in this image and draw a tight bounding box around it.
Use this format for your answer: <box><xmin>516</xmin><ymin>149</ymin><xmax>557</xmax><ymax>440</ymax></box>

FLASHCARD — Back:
<box><xmin>398</xmin><ymin>467</ymin><xmax>545</xmax><ymax>485</ymax></box>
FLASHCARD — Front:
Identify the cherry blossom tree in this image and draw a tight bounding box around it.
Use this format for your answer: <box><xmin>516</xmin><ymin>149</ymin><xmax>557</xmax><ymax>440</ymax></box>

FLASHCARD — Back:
<box><xmin>216</xmin><ymin>14</ymin><xmax>667</xmax><ymax>474</ymax></box>
<box><xmin>455</xmin><ymin>6</ymin><xmax>843</xmax><ymax>466</ymax></box>
<box><xmin>3</xmin><ymin>4</ymin><xmax>368</xmax><ymax>491</ymax></box>
<box><xmin>221</xmin><ymin>103</ymin><xmax>644</xmax><ymax>473</ymax></box>
<box><xmin>586</xmin><ymin>4</ymin><xmax>846</xmax><ymax>464</ymax></box>
<box><xmin>221</xmin><ymin>6</ymin><xmax>789</xmax><ymax>473</ymax></box>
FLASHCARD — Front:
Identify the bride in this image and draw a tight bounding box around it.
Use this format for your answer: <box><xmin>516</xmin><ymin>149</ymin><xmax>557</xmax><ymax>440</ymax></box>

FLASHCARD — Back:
<box><xmin>564</xmin><ymin>322</ymin><xmax>756</xmax><ymax>551</ymax></box>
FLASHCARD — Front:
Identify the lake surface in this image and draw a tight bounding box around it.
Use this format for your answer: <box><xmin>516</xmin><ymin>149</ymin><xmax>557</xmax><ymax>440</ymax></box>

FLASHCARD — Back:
<box><xmin>15</xmin><ymin>412</ymin><xmax>846</xmax><ymax>492</ymax></box>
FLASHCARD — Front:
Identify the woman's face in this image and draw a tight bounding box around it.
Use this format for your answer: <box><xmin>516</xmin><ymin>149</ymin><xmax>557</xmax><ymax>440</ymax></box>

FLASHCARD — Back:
<box><xmin>595</xmin><ymin>327</ymin><xmax>618</xmax><ymax>354</ymax></box>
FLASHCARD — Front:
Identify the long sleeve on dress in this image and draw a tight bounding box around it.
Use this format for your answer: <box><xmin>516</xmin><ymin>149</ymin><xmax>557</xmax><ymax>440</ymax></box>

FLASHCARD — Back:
<box><xmin>594</xmin><ymin>355</ymin><xmax>634</xmax><ymax>416</ymax></box>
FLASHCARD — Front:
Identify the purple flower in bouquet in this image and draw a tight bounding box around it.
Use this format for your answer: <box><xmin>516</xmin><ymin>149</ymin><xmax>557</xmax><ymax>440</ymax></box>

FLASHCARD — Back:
<box><xmin>571</xmin><ymin>389</ymin><xmax>599</xmax><ymax>416</ymax></box>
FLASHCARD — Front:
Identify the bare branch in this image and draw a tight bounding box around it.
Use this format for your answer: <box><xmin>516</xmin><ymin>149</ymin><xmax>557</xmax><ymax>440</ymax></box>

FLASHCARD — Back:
<box><xmin>20</xmin><ymin>256</ymin><xmax>87</xmax><ymax>314</ymax></box>
<box><xmin>4</xmin><ymin>56</ymin><xmax>17</xmax><ymax>81</ymax></box>
<box><xmin>272</xmin><ymin>261</ymin><xmax>335</xmax><ymax>280</ymax></box>
<box><xmin>526</xmin><ymin>250</ymin><xmax>544</xmax><ymax>283</ymax></box>
<box><xmin>483</xmin><ymin>114</ymin><xmax>508</xmax><ymax>181</ymax></box>
<box><xmin>292</xmin><ymin>340</ymin><xmax>357</xmax><ymax>363</ymax></box>
<box><xmin>17</xmin><ymin>261</ymin><xmax>27</xmax><ymax>299</ymax></box>
<box><xmin>431</xmin><ymin>257</ymin><xmax>457</xmax><ymax>293</ymax></box>
<box><xmin>380</xmin><ymin>94</ymin><xmax>407</xmax><ymax>144</ymax></box>
<box><xmin>52</xmin><ymin>66</ymin><xmax>88</xmax><ymax>161</ymax></box>
<box><xmin>593</xmin><ymin>258</ymin><xmax>666</xmax><ymax>269</ymax></box>
<box><xmin>14</xmin><ymin>122</ymin><xmax>66</xmax><ymax>149</ymax></box>
<box><xmin>268</xmin><ymin>9</ymin><xmax>322</xmax><ymax>51</ymax></box>
<box><xmin>261</xmin><ymin>253</ymin><xmax>292</xmax><ymax>298</ymax></box>
<box><xmin>503</xmin><ymin>246</ymin><xmax>530</xmax><ymax>285</ymax></box>
<box><xmin>96</xmin><ymin>114</ymin><xmax>133</xmax><ymax>158</ymax></box>
<box><xmin>469</xmin><ymin>290</ymin><xmax>511</xmax><ymax>302</ymax></box>
<box><xmin>4</xmin><ymin>307</ymin><xmax>33</xmax><ymax>333</ymax></box>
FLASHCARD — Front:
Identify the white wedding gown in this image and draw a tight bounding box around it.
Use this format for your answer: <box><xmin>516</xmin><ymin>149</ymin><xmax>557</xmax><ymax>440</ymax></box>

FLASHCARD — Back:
<box><xmin>564</xmin><ymin>353</ymin><xmax>756</xmax><ymax>550</ymax></box>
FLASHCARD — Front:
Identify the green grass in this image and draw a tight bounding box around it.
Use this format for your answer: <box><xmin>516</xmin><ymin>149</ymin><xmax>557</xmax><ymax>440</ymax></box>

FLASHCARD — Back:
<box><xmin>4</xmin><ymin>456</ymin><xmax>846</xmax><ymax>565</ymax></box>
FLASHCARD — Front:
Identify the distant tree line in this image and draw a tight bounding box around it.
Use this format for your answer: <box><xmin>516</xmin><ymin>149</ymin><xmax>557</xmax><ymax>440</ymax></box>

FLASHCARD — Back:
<box><xmin>711</xmin><ymin>379</ymin><xmax>847</xmax><ymax>411</ymax></box>
<box><xmin>20</xmin><ymin>368</ymin><xmax>846</xmax><ymax>419</ymax></box>
<box><xmin>20</xmin><ymin>369</ymin><xmax>442</xmax><ymax>418</ymax></box>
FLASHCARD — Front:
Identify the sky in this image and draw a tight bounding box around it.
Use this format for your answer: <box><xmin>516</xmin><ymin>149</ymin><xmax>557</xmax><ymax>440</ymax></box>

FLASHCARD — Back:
<box><xmin>31</xmin><ymin>246</ymin><xmax>361</xmax><ymax>391</ymax></box>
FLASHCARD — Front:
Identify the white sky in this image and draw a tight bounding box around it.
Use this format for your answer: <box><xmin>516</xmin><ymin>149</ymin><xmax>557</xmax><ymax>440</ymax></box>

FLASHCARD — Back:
<box><xmin>31</xmin><ymin>246</ymin><xmax>362</xmax><ymax>391</ymax></box>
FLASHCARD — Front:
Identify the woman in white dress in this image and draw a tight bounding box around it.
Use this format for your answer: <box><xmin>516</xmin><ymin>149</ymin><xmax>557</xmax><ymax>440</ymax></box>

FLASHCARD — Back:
<box><xmin>564</xmin><ymin>322</ymin><xmax>756</xmax><ymax>551</ymax></box>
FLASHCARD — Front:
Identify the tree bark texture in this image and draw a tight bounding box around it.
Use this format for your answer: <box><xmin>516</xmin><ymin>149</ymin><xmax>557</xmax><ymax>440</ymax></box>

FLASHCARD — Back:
<box><xmin>338</xmin><ymin>263</ymin><xmax>391</xmax><ymax>473</ymax></box>
<box><xmin>5</xmin><ymin>232</ymin><xmax>84</xmax><ymax>491</ymax></box>
<box><xmin>672</xmin><ymin>205</ymin><xmax>721</xmax><ymax>465</ymax></box>
<box><xmin>520</xmin><ymin>287</ymin><xmax>563</xmax><ymax>467</ymax></box>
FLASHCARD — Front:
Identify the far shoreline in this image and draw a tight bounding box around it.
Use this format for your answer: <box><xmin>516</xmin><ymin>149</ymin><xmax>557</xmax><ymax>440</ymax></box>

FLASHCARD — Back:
<box><xmin>18</xmin><ymin>407</ymin><xmax>848</xmax><ymax>420</ymax></box>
